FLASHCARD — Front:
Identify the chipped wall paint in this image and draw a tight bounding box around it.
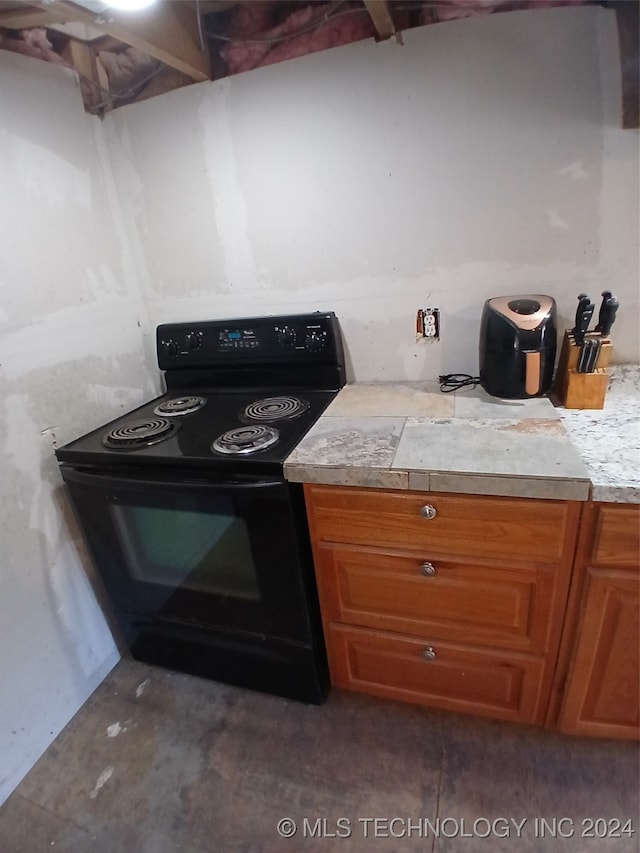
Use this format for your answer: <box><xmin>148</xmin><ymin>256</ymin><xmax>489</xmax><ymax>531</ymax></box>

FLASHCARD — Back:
<box><xmin>106</xmin><ymin>4</ymin><xmax>639</xmax><ymax>377</ymax></box>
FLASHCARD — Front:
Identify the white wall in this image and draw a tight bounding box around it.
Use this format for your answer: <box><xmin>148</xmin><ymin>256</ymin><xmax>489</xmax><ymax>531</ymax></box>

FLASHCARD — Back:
<box><xmin>106</xmin><ymin>4</ymin><xmax>639</xmax><ymax>382</ymax></box>
<box><xmin>0</xmin><ymin>52</ymin><xmax>155</xmax><ymax>804</ymax></box>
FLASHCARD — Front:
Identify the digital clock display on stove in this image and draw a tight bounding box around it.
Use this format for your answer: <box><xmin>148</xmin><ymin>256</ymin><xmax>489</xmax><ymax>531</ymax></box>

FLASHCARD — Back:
<box><xmin>218</xmin><ymin>328</ymin><xmax>260</xmax><ymax>350</ymax></box>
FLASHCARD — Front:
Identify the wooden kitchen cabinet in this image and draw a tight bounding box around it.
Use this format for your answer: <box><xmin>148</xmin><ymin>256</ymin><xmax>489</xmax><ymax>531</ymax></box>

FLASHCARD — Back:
<box><xmin>304</xmin><ymin>484</ymin><xmax>582</xmax><ymax>726</ymax></box>
<box><xmin>327</xmin><ymin>624</ymin><xmax>546</xmax><ymax>720</ymax></box>
<box><xmin>555</xmin><ymin>502</ymin><xmax>640</xmax><ymax>740</ymax></box>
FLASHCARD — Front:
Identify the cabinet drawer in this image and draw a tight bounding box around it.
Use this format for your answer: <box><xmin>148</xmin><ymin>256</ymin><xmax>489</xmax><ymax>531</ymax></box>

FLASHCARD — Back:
<box><xmin>589</xmin><ymin>504</ymin><xmax>640</xmax><ymax>570</ymax></box>
<box><xmin>305</xmin><ymin>485</ymin><xmax>577</xmax><ymax>565</ymax></box>
<box><xmin>315</xmin><ymin>544</ymin><xmax>560</xmax><ymax>653</ymax></box>
<box><xmin>326</xmin><ymin>624</ymin><xmax>547</xmax><ymax>724</ymax></box>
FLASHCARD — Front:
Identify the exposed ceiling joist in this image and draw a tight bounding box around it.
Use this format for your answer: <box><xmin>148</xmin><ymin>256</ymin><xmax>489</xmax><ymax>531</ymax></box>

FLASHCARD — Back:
<box><xmin>612</xmin><ymin>0</ymin><xmax>639</xmax><ymax>129</ymax></box>
<box><xmin>30</xmin><ymin>0</ymin><xmax>210</xmax><ymax>82</ymax></box>
<box><xmin>0</xmin><ymin>1</ymin><xmax>637</xmax><ymax>128</ymax></box>
<box><xmin>363</xmin><ymin>0</ymin><xmax>396</xmax><ymax>40</ymax></box>
<box><xmin>0</xmin><ymin>5</ymin><xmax>66</xmax><ymax>29</ymax></box>
<box><xmin>67</xmin><ymin>36</ymin><xmax>106</xmax><ymax>111</ymax></box>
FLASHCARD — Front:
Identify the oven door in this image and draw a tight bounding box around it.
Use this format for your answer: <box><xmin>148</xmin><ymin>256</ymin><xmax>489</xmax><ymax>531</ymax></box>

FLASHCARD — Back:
<box><xmin>60</xmin><ymin>466</ymin><xmax>315</xmax><ymax>643</ymax></box>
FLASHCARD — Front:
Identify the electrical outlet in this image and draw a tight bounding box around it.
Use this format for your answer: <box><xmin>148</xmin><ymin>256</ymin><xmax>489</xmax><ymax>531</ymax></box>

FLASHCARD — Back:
<box><xmin>416</xmin><ymin>308</ymin><xmax>440</xmax><ymax>341</ymax></box>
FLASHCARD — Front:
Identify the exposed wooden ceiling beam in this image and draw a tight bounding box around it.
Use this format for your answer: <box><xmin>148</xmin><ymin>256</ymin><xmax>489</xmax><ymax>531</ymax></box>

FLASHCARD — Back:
<box><xmin>0</xmin><ymin>5</ymin><xmax>71</xmax><ymax>29</ymax></box>
<box><xmin>363</xmin><ymin>0</ymin><xmax>396</xmax><ymax>40</ymax></box>
<box><xmin>31</xmin><ymin>0</ymin><xmax>211</xmax><ymax>82</ymax></box>
<box><xmin>68</xmin><ymin>37</ymin><xmax>106</xmax><ymax>113</ymax></box>
<box><xmin>197</xmin><ymin>1</ymin><xmax>238</xmax><ymax>12</ymax></box>
<box><xmin>613</xmin><ymin>0</ymin><xmax>639</xmax><ymax>129</ymax></box>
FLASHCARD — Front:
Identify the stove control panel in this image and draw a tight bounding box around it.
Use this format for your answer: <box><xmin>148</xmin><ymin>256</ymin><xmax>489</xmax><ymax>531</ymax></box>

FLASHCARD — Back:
<box><xmin>185</xmin><ymin>331</ymin><xmax>203</xmax><ymax>351</ymax></box>
<box><xmin>217</xmin><ymin>327</ymin><xmax>260</xmax><ymax>352</ymax></box>
<box><xmin>305</xmin><ymin>328</ymin><xmax>328</xmax><ymax>352</ymax></box>
<box><xmin>157</xmin><ymin>312</ymin><xmax>343</xmax><ymax>370</ymax></box>
<box><xmin>275</xmin><ymin>325</ymin><xmax>297</xmax><ymax>349</ymax></box>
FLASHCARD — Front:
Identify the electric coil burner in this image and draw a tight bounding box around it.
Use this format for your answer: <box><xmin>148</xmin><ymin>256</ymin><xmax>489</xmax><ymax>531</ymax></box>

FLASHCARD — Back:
<box><xmin>56</xmin><ymin>312</ymin><xmax>345</xmax><ymax>704</ymax></box>
<box><xmin>154</xmin><ymin>395</ymin><xmax>207</xmax><ymax>416</ymax></box>
<box><xmin>240</xmin><ymin>395</ymin><xmax>310</xmax><ymax>423</ymax></box>
<box><xmin>102</xmin><ymin>417</ymin><xmax>179</xmax><ymax>450</ymax></box>
<box><xmin>212</xmin><ymin>424</ymin><xmax>280</xmax><ymax>456</ymax></box>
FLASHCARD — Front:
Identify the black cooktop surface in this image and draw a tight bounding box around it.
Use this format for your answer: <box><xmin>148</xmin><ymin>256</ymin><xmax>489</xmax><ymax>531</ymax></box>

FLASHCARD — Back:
<box><xmin>55</xmin><ymin>388</ymin><xmax>337</xmax><ymax>475</ymax></box>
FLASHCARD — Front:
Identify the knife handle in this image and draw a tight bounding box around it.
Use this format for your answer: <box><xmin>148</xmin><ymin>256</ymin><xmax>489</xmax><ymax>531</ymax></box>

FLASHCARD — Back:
<box><xmin>586</xmin><ymin>339</ymin><xmax>600</xmax><ymax>373</ymax></box>
<box><xmin>595</xmin><ymin>291</ymin><xmax>614</xmax><ymax>330</ymax></box>
<box><xmin>576</xmin><ymin>341</ymin><xmax>589</xmax><ymax>373</ymax></box>
<box><xmin>574</xmin><ymin>303</ymin><xmax>594</xmax><ymax>345</ymax></box>
<box><xmin>572</xmin><ymin>294</ymin><xmax>591</xmax><ymax>341</ymax></box>
<box><xmin>596</xmin><ymin>298</ymin><xmax>619</xmax><ymax>336</ymax></box>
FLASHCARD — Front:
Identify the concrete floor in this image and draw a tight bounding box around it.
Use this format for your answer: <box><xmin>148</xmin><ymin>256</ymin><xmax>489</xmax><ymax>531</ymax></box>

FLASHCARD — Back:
<box><xmin>0</xmin><ymin>659</ymin><xmax>638</xmax><ymax>853</ymax></box>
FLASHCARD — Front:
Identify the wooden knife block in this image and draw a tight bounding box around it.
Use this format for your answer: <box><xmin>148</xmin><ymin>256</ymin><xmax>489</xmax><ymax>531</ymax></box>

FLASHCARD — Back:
<box><xmin>555</xmin><ymin>330</ymin><xmax>611</xmax><ymax>409</ymax></box>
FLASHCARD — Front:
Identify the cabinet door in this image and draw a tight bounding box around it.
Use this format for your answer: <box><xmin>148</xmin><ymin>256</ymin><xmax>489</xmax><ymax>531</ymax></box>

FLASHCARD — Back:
<box><xmin>589</xmin><ymin>505</ymin><xmax>640</xmax><ymax>569</ymax></box>
<box><xmin>559</xmin><ymin>569</ymin><xmax>640</xmax><ymax>739</ymax></box>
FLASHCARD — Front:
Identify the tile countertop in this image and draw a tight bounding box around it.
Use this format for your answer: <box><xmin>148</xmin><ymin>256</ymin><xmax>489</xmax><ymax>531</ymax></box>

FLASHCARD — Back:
<box><xmin>556</xmin><ymin>364</ymin><xmax>640</xmax><ymax>503</ymax></box>
<box><xmin>284</xmin><ymin>365</ymin><xmax>640</xmax><ymax>504</ymax></box>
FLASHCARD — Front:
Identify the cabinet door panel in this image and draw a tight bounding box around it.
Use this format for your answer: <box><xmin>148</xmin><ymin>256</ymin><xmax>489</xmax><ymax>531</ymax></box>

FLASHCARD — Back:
<box><xmin>559</xmin><ymin>569</ymin><xmax>640</xmax><ymax>739</ymax></box>
<box><xmin>327</xmin><ymin>624</ymin><xmax>546</xmax><ymax>724</ymax></box>
<box><xmin>590</xmin><ymin>505</ymin><xmax>640</xmax><ymax>569</ymax></box>
<box><xmin>305</xmin><ymin>485</ymin><xmax>577</xmax><ymax>565</ymax></box>
<box><xmin>316</xmin><ymin>544</ymin><xmax>557</xmax><ymax>653</ymax></box>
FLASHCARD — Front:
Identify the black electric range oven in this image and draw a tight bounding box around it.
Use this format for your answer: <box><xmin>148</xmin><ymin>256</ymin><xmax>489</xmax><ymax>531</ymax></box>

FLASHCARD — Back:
<box><xmin>56</xmin><ymin>312</ymin><xmax>345</xmax><ymax>704</ymax></box>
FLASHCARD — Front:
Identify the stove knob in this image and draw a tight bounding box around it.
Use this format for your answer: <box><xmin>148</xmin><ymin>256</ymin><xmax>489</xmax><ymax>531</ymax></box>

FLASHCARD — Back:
<box><xmin>305</xmin><ymin>329</ymin><xmax>327</xmax><ymax>352</ymax></box>
<box><xmin>186</xmin><ymin>331</ymin><xmax>202</xmax><ymax>351</ymax></box>
<box><xmin>164</xmin><ymin>339</ymin><xmax>180</xmax><ymax>357</ymax></box>
<box><xmin>276</xmin><ymin>326</ymin><xmax>297</xmax><ymax>348</ymax></box>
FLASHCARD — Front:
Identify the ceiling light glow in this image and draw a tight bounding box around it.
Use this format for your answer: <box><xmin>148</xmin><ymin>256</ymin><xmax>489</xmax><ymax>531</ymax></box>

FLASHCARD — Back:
<box><xmin>105</xmin><ymin>0</ymin><xmax>159</xmax><ymax>11</ymax></box>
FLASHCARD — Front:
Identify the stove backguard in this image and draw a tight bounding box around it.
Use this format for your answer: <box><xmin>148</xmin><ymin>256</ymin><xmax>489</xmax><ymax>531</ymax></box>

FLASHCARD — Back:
<box><xmin>158</xmin><ymin>311</ymin><xmax>345</xmax><ymax>394</ymax></box>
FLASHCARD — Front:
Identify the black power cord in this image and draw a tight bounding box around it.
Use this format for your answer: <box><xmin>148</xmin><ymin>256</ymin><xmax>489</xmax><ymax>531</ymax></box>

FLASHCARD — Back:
<box><xmin>438</xmin><ymin>374</ymin><xmax>480</xmax><ymax>393</ymax></box>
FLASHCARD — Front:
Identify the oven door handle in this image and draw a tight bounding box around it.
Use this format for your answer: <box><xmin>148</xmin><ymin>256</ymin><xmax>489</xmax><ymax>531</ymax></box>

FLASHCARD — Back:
<box><xmin>59</xmin><ymin>467</ymin><xmax>286</xmax><ymax>492</ymax></box>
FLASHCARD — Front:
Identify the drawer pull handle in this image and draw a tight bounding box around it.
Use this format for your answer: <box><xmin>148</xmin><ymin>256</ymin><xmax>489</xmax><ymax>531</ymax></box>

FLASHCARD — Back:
<box><xmin>421</xmin><ymin>562</ymin><xmax>436</xmax><ymax>576</ymax></box>
<box><xmin>422</xmin><ymin>646</ymin><xmax>437</xmax><ymax>661</ymax></box>
<box><xmin>419</xmin><ymin>504</ymin><xmax>437</xmax><ymax>520</ymax></box>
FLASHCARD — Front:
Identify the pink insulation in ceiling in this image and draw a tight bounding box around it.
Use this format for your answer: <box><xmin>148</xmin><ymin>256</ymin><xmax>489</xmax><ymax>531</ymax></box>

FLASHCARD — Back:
<box><xmin>219</xmin><ymin>3</ymin><xmax>376</xmax><ymax>76</ymax></box>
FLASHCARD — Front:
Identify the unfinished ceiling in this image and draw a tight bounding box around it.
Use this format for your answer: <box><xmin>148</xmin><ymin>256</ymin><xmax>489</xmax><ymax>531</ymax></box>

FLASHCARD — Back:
<box><xmin>0</xmin><ymin>0</ymin><xmax>637</xmax><ymax>126</ymax></box>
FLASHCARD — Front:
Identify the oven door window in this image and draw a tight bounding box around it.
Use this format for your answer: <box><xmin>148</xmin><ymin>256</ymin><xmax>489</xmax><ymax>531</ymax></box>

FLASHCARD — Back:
<box><xmin>61</xmin><ymin>470</ymin><xmax>313</xmax><ymax>642</ymax></box>
<box><xmin>111</xmin><ymin>503</ymin><xmax>259</xmax><ymax>601</ymax></box>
